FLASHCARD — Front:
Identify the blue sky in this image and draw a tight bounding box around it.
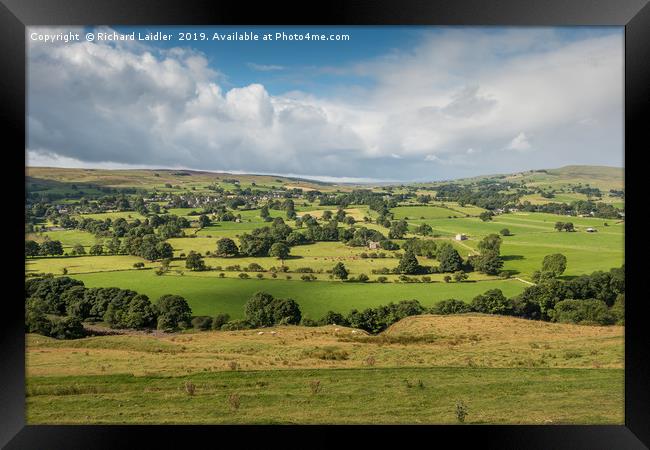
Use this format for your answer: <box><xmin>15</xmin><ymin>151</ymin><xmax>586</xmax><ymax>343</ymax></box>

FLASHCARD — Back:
<box><xmin>27</xmin><ymin>26</ymin><xmax>624</xmax><ymax>182</ymax></box>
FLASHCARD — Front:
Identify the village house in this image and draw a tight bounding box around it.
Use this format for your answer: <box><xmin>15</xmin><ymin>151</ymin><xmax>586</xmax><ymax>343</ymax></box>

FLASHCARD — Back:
<box><xmin>368</xmin><ymin>241</ymin><xmax>380</xmax><ymax>250</ymax></box>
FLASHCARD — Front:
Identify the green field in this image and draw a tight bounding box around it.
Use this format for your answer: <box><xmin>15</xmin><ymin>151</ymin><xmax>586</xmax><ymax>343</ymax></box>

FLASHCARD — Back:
<box><xmin>76</xmin><ymin>211</ymin><xmax>147</xmax><ymax>221</ymax></box>
<box><xmin>393</xmin><ymin>205</ymin><xmax>471</xmax><ymax>219</ymax></box>
<box><xmin>27</xmin><ymin>255</ymin><xmax>158</xmax><ymax>275</ymax></box>
<box><xmin>26</xmin><ymin>366</ymin><xmax>622</xmax><ymax>424</ymax></box>
<box><xmin>26</xmin><ymin>229</ymin><xmax>99</xmax><ymax>248</ymax></box>
<box><xmin>405</xmin><ymin>212</ymin><xmax>624</xmax><ymax>279</ymax></box>
<box><xmin>72</xmin><ymin>270</ymin><xmax>527</xmax><ymax>319</ymax></box>
<box><xmin>505</xmin><ymin>165</ymin><xmax>624</xmax><ymax>192</ymax></box>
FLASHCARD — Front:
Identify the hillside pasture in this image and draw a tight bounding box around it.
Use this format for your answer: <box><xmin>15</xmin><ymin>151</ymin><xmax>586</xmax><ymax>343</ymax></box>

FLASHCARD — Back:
<box><xmin>26</xmin><ymin>229</ymin><xmax>98</xmax><ymax>248</ymax></box>
<box><xmin>72</xmin><ymin>271</ymin><xmax>527</xmax><ymax>319</ymax></box>
<box><xmin>26</xmin><ymin>255</ymin><xmax>156</xmax><ymax>275</ymax></box>
<box><xmin>26</xmin><ymin>315</ymin><xmax>623</xmax><ymax>377</ymax></box>
<box><xmin>404</xmin><ymin>212</ymin><xmax>623</xmax><ymax>279</ymax></box>
<box><xmin>25</xmin><ymin>314</ymin><xmax>623</xmax><ymax>424</ymax></box>
<box><xmin>26</xmin><ymin>367</ymin><xmax>623</xmax><ymax>424</ymax></box>
<box><xmin>75</xmin><ymin>211</ymin><xmax>147</xmax><ymax>222</ymax></box>
<box><xmin>392</xmin><ymin>205</ymin><xmax>469</xmax><ymax>220</ymax></box>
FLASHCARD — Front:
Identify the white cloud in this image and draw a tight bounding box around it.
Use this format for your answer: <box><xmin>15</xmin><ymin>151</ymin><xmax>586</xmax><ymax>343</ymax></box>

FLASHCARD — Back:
<box><xmin>26</xmin><ymin>26</ymin><xmax>624</xmax><ymax>180</ymax></box>
<box><xmin>506</xmin><ymin>132</ymin><xmax>532</xmax><ymax>151</ymax></box>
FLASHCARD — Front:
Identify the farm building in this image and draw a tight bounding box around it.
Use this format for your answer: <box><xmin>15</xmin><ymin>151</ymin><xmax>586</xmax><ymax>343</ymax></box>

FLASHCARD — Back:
<box><xmin>455</xmin><ymin>234</ymin><xmax>467</xmax><ymax>241</ymax></box>
<box><xmin>368</xmin><ymin>240</ymin><xmax>380</xmax><ymax>250</ymax></box>
<box><xmin>585</xmin><ymin>227</ymin><xmax>597</xmax><ymax>232</ymax></box>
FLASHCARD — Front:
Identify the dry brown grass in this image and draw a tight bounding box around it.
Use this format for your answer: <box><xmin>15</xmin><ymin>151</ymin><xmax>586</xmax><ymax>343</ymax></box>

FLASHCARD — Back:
<box><xmin>26</xmin><ymin>315</ymin><xmax>623</xmax><ymax>378</ymax></box>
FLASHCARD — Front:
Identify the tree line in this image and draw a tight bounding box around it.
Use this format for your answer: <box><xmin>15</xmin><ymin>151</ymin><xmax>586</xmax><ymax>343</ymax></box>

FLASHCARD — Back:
<box><xmin>25</xmin><ymin>277</ymin><xmax>193</xmax><ymax>338</ymax></box>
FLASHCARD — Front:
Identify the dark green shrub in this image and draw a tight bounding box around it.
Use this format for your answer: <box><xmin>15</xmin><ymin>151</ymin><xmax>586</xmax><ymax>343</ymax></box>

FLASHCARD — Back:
<box><xmin>25</xmin><ymin>298</ymin><xmax>52</xmax><ymax>335</ymax></box>
<box><xmin>244</xmin><ymin>292</ymin><xmax>302</xmax><ymax>327</ymax></box>
<box><xmin>191</xmin><ymin>316</ymin><xmax>213</xmax><ymax>330</ymax></box>
<box><xmin>471</xmin><ymin>289</ymin><xmax>513</xmax><ymax>315</ymax></box>
<box><xmin>611</xmin><ymin>294</ymin><xmax>624</xmax><ymax>325</ymax></box>
<box><xmin>212</xmin><ymin>313</ymin><xmax>230</xmax><ymax>330</ymax></box>
<box><xmin>155</xmin><ymin>294</ymin><xmax>192</xmax><ymax>331</ymax></box>
<box><xmin>431</xmin><ymin>299</ymin><xmax>471</xmax><ymax>315</ymax></box>
<box><xmin>549</xmin><ymin>299</ymin><xmax>615</xmax><ymax>325</ymax></box>
<box><xmin>246</xmin><ymin>263</ymin><xmax>265</xmax><ymax>272</ymax></box>
<box><xmin>49</xmin><ymin>316</ymin><xmax>85</xmax><ymax>339</ymax></box>
<box><xmin>221</xmin><ymin>319</ymin><xmax>252</xmax><ymax>331</ymax></box>
<box><xmin>318</xmin><ymin>311</ymin><xmax>348</xmax><ymax>326</ymax></box>
<box><xmin>300</xmin><ymin>317</ymin><xmax>318</xmax><ymax>327</ymax></box>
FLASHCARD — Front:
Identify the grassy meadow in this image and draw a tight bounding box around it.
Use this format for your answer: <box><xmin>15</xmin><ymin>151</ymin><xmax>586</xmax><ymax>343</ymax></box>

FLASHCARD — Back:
<box><xmin>26</xmin><ymin>367</ymin><xmax>623</xmax><ymax>424</ymax></box>
<box><xmin>71</xmin><ymin>271</ymin><xmax>527</xmax><ymax>319</ymax></box>
<box><xmin>25</xmin><ymin>315</ymin><xmax>623</xmax><ymax>424</ymax></box>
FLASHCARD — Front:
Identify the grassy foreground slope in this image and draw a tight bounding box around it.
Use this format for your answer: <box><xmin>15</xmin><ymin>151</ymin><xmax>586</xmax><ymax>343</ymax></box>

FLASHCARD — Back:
<box><xmin>26</xmin><ymin>315</ymin><xmax>623</xmax><ymax>424</ymax></box>
<box><xmin>26</xmin><ymin>367</ymin><xmax>622</xmax><ymax>424</ymax></box>
<box><xmin>27</xmin><ymin>315</ymin><xmax>624</xmax><ymax>376</ymax></box>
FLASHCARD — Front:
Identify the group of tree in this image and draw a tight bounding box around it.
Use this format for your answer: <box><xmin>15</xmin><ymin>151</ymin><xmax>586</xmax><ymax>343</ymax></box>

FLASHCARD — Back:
<box><xmin>25</xmin><ymin>240</ymin><xmax>64</xmax><ymax>257</ymax></box>
<box><xmin>25</xmin><ymin>277</ymin><xmax>194</xmax><ymax>338</ymax></box>
<box><xmin>243</xmin><ymin>291</ymin><xmax>302</xmax><ymax>327</ymax></box>
<box><xmin>369</xmin><ymin>238</ymin><xmax>465</xmax><ymax>275</ymax></box>
<box><xmin>467</xmin><ymin>234</ymin><xmax>504</xmax><ymax>275</ymax></box>
<box><xmin>121</xmin><ymin>234</ymin><xmax>174</xmax><ymax>261</ymax></box>
<box><xmin>434</xmin><ymin>181</ymin><xmax>521</xmax><ymax>210</ymax></box>
<box><xmin>531</xmin><ymin>253</ymin><xmax>568</xmax><ymax>283</ymax></box>
<box><xmin>432</xmin><ymin>264</ymin><xmax>624</xmax><ymax>325</ymax></box>
<box><xmin>318</xmin><ymin>189</ymin><xmax>395</xmax><ymax>216</ymax></box>
<box><xmin>520</xmin><ymin>200</ymin><xmax>621</xmax><ymax>219</ymax></box>
<box><xmin>238</xmin><ymin>218</ymin><xmax>293</xmax><ymax>257</ymax></box>
<box><xmin>514</xmin><ymin>265</ymin><xmax>624</xmax><ymax>321</ymax></box>
<box><xmin>301</xmin><ymin>299</ymin><xmax>426</xmax><ymax>334</ymax></box>
<box><xmin>185</xmin><ymin>251</ymin><xmax>207</xmax><ymax>271</ymax></box>
<box><xmin>554</xmin><ymin>221</ymin><xmax>575</xmax><ymax>232</ymax></box>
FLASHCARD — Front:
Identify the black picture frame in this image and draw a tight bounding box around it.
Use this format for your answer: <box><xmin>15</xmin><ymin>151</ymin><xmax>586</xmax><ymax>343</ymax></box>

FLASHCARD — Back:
<box><xmin>2</xmin><ymin>0</ymin><xmax>648</xmax><ymax>448</ymax></box>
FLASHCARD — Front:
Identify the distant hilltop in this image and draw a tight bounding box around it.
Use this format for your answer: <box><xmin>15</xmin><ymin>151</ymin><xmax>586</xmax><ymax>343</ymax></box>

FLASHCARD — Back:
<box><xmin>25</xmin><ymin>164</ymin><xmax>623</xmax><ymax>190</ymax></box>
